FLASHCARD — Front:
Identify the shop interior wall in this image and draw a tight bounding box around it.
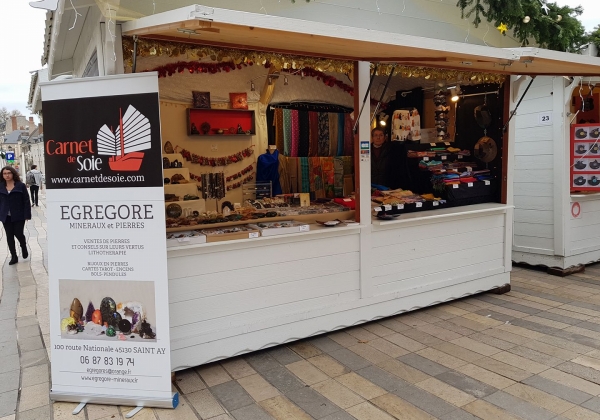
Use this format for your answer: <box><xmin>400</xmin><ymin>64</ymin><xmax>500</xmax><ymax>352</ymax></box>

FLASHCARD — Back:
<box><xmin>512</xmin><ymin>77</ymin><xmax>556</xmax><ymax>255</ymax></box>
<box><xmin>132</xmin><ymin>54</ymin><xmax>356</xmax><ymax>207</ymax></box>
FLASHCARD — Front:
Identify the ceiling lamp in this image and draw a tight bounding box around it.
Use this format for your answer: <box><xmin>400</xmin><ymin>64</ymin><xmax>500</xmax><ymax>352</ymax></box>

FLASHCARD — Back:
<box><xmin>379</xmin><ymin>113</ymin><xmax>389</xmax><ymax>126</ymax></box>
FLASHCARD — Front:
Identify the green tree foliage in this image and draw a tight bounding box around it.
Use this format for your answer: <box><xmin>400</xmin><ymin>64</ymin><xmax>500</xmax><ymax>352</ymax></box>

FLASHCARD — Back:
<box><xmin>457</xmin><ymin>0</ymin><xmax>587</xmax><ymax>52</ymax></box>
<box><xmin>590</xmin><ymin>25</ymin><xmax>600</xmax><ymax>52</ymax></box>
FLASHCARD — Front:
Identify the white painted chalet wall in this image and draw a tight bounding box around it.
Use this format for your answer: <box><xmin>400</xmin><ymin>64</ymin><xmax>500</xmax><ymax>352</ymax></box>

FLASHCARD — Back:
<box><xmin>371</xmin><ymin>212</ymin><xmax>507</xmax><ymax>296</ymax></box>
<box><xmin>512</xmin><ymin>77</ymin><xmax>556</xmax><ymax>256</ymax></box>
<box><xmin>167</xmin><ymin>229</ymin><xmax>361</xmax><ymax>368</ymax></box>
<box><xmin>118</xmin><ymin>0</ymin><xmax>522</xmax><ymax>48</ymax></box>
<box><xmin>568</xmin><ymin>199</ymin><xmax>600</xmax><ymax>260</ymax></box>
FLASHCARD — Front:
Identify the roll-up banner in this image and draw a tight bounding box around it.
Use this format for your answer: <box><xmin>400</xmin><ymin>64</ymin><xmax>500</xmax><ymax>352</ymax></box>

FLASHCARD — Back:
<box><xmin>40</xmin><ymin>73</ymin><xmax>177</xmax><ymax>409</ymax></box>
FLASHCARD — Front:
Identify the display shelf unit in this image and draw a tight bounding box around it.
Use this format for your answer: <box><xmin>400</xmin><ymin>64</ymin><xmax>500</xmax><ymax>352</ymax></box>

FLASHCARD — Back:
<box><xmin>570</xmin><ymin>123</ymin><xmax>600</xmax><ymax>192</ymax></box>
<box><xmin>187</xmin><ymin>108</ymin><xmax>256</xmax><ymax>136</ymax></box>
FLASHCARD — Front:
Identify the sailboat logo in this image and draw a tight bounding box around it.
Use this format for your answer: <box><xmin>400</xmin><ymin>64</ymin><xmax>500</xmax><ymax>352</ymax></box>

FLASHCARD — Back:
<box><xmin>97</xmin><ymin>105</ymin><xmax>151</xmax><ymax>171</ymax></box>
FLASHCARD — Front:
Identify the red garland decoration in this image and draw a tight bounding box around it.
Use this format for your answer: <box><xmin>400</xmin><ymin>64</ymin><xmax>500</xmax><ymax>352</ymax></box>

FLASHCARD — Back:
<box><xmin>146</xmin><ymin>61</ymin><xmax>357</xmax><ymax>97</ymax></box>
<box><xmin>177</xmin><ymin>146</ymin><xmax>254</xmax><ymax>167</ymax></box>
<box><xmin>227</xmin><ymin>174</ymin><xmax>255</xmax><ymax>191</ymax></box>
<box><xmin>189</xmin><ymin>165</ymin><xmax>254</xmax><ymax>183</ymax></box>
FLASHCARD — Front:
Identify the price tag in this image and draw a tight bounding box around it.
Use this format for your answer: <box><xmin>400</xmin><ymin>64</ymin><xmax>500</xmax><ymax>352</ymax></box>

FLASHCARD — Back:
<box><xmin>397</xmin><ymin>204</ymin><xmax>404</xmax><ymax>210</ymax></box>
<box><xmin>485</xmin><ymin>180</ymin><xmax>491</xmax><ymax>186</ymax></box>
<box><xmin>440</xmin><ymin>169</ymin><xmax>446</xmax><ymax>173</ymax></box>
<box><xmin>430</xmin><ymin>142</ymin><xmax>437</xmax><ymax>147</ymax></box>
<box><xmin>466</xmin><ymin>166</ymin><xmax>473</xmax><ymax>172</ymax></box>
<box><xmin>444</xmin><ymin>142</ymin><xmax>451</xmax><ymax>146</ymax></box>
<box><xmin>177</xmin><ymin>237</ymin><xmax>190</xmax><ymax>243</ymax></box>
<box><xmin>441</xmin><ymin>155</ymin><xmax>447</xmax><ymax>160</ymax></box>
<box><xmin>468</xmin><ymin>182</ymin><xmax>474</xmax><ymax>187</ymax></box>
<box><xmin>416</xmin><ymin>202</ymin><xmax>423</xmax><ymax>208</ymax></box>
<box><xmin>342</xmin><ymin>198</ymin><xmax>352</xmax><ymax>202</ymax></box>
<box><xmin>249</xmin><ymin>232</ymin><xmax>259</xmax><ymax>238</ymax></box>
<box><xmin>458</xmin><ymin>155</ymin><xmax>463</xmax><ymax>159</ymax></box>
<box><xmin>384</xmin><ymin>205</ymin><xmax>392</xmax><ymax>211</ymax></box>
<box><xmin>433</xmin><ymin>201</ymin><xmax>439</xmax><ymax>207</ymax></box>
<box><xmin>423</xmin><ymin>157</ymin><xmax>430</xmax><ymax>162</ymax></box>
<box><xmin>299</xmin><ymin>225</ymin><xmax>309</xmax><ymax>232</ymax></box>
<box><xmin>374</xmin><ymin>207</ymin><xmax>382</xmax><ymax>212</ymax></box>
<box><xmin>453</xmin><ymin>184</ymin><xmax>459</xmax><ymax>189</ymax></box>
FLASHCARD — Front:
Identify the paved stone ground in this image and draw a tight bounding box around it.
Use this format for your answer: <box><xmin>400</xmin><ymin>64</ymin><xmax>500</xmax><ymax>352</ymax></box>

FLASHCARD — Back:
<box><xmin>4</xmin><ymin>200</ymin><xmax>600</xmax><ymax>419</ymax></box>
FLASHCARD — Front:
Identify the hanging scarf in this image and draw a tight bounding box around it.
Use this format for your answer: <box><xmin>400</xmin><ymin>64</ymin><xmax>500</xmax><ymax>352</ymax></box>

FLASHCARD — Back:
<box><xmin>321</xmin><ymin>157</ymin><xmax>335</xmax><ymax>198</ymax></box>
<box><xmin>300</xmin><ymin>157</ymin><xmax>310</xmax><ymax>193</ymax></box>
<box><xmin>337</xmin><ymin>113</ymin><xmax>345</xmax><ymax>157</ymax></box>
<box><xmin>342</xmin><ymin>156</ymin><xmax>353</xmax><ymax>176</ymax></box>
<box><xmin>283</xmin><ymin>109</ymin><xmax>292</xmax><ymax>156</ymax></box>
<box><xmin>334</xmin><ymin>157</ymin><xmax>344</xmax><ymax>197</ymax></box>
<box><xmin>291</xmin><ymin>110</ymin><xmax>300</xmax><ymax>157</ymax></box>
<box><xmin>311</xmin><ymin>156</ymin><xmax>325</xmax><ymax>198</ymax></box>
<box><xmin>328</xmin><ymin>113</ymin><xmax>338</xmax><ymax>157</ymax></box>
<box><xmin>278</xmin><ymin>153</ymin><xmax>291</xmax><ymax>194</ymax></box>
<box><xmin>318</xmin><ymin>112</ymin><xmax>330</xmax><ymax>157</ymax></box>
<box><xmin>344</xmin><ymin>114</ymin><xmax>354</xmax><ymax>157</ymax></box>
<box><xmin>298</xmin><ymin>110</ymin><xmax>310</xmax><ymax>157</ymax></box>
<box><xmin>274</xmin><ymin>108</ymin><xmax>284</xmax><ymax>153</ymax></box>
<box><xmin>309</xmin><ymin>112</ymin><xmax>319</xmax><ymax>157</ymax></box>
<box><xmin>308</xmin><ymin>157</ymin><xmax>316</xmax><ymax>193</ymax></box>
<box><xmin>287</xmin><ymin>157</ymin><xmax>298</xmax><ymax>193</ymax></box>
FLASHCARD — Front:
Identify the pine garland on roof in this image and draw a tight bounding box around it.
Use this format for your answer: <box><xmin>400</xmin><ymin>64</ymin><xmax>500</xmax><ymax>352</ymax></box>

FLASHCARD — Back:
<box><xmin>457</xmin><ymin>0</ymin><xmax>587</xmax><ymax>52</ymax></box>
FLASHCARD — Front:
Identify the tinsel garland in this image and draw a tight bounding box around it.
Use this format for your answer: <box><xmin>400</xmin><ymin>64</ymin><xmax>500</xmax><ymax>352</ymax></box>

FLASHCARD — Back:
<box><xmin>122</xmin><ymin>37</ymin><xmax>353</xmax><ymax>74</ymax></box>
<box><xmin>176</xmin><ymin>146</ymin><xmax>255</xmax><ymax>167</ymax></box>
<box><xmin>375</xmin><ymin>65</ymin><xmax>506</xmax><ymax>84</ymax></box>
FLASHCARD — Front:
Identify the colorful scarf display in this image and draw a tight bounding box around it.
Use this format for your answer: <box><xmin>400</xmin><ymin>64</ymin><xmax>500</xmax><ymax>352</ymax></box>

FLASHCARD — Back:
<box><xmin>291</xmin><ymin>110</ymin><xmax>300</xmax><ymax>158</ymax></box>
<box><xmin>318</xmin><ymin>112</ymin><xmax>330</xmax><ymax>157</ymax></box>
<box><xmin>337</xmin><ymin>113</ymin><xmax>345</xmax><ymax>157</ymax></box>
<box><xmin>309</xmin><ymin>112</ymin><xmax>319</xmax><ymax>157</ymax></box>
<box><xmin>298</xmin><ymin>110</ymin><xmax>310</xmax><ymax>157</ymax></box>
<box><xmin>274</xmin><ymin>108</ymin><xmax>284</xmax><ymax>153</ymax></box>
<box><xmin>283</xmin><ymin>109</ymin><xmax>292</xmax><ymax>156</ymax></box>
<box><xmin>344</xmin><ymin>113</ymin><xmax>354</xmax><ymax>157</ymax></box>
<box><xmin>334</xmin><ymin>157</ymin><xmax>344</xmax><ymax>197</ymax></box>
<box><xmin>328</xmin><ymin>113</ymin><xmax>338</xmax><ymax>157</ymax></box>
<box><xmin>300</xmin><ymin>157</ymin><xmax>310</xmax><ymax>193</ymax></box>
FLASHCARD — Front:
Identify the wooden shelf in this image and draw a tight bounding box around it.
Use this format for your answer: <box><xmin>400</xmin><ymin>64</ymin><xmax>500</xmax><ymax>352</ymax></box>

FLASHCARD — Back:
<box><xmin>187</xmin><ymin>108</ymin><xmax>255</xmax><ymax>136</ymax></box>
<box><xmin>166</xmin><ymin>210</ymin><xmax>355</xmax><ymax>233</ymax></box>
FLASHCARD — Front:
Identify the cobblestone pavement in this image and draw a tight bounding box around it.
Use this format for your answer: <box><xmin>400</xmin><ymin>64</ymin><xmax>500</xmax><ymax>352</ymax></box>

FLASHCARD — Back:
<box><xmin>4</xmin><ymin>200</ymin><xmax>600</xmax><ymax>419</ymax></box>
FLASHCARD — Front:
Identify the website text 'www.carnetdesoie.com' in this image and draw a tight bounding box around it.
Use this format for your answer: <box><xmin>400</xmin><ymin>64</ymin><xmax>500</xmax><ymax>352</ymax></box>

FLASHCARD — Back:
<box><xmin>51</xmin><ymin>174</ymin><xmax>145</xmax><ymax>184</ymax></box>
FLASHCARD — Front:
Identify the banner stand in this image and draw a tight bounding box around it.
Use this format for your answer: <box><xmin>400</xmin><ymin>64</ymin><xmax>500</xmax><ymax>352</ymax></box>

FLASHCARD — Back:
<box><xmin>41</xmin><ymin>73</ymin><xmax>176</xmax><ymax>411</ymax></box>
<box><xmin>50</xmin><ymin>391</ymin><xmax>179</xmax><ymax>409</ymax></box>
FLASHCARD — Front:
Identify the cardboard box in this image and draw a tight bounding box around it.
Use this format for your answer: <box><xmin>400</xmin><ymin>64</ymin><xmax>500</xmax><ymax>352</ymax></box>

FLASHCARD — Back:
<box><xmin>248</xmin><ymin>221</ymin><xmax>310</xmax><ymax>237</ymax></box>
<box><xmin>166</xmin><ymin>231</ymin><xmax>206</xmax><ymax>247</ymax></box>
<box><xmin>200</xmin><ymin>226</ymin><xmax>260</xmax><ymax>243</ymax></box>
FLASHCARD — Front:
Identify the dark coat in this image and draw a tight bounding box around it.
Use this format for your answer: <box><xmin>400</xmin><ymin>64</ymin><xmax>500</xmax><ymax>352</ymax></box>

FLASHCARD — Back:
<box><xmin>371</xmin><ymin>142</ymin><xmax>391</xmax><ymax>186</ymax></box>
<box><xmin>0</xmin><ymin>182</ymin><xmax>32</xmax><ymax>223</ymax></box>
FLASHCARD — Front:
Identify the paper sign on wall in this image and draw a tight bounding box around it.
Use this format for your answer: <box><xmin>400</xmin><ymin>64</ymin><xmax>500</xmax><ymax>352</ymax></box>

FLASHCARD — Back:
<box><xmin>41</xmin><ymin>73</ymin><xmax>177</xmax><ymax>410</ymax></box>
<box><xmin>538</xmin><ymin>112</ymin><xmax>552</xmax><ymax>125</ymax></box>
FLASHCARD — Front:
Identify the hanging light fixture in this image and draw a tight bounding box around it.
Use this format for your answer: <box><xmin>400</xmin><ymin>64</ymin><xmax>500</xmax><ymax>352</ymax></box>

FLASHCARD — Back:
<box><xmin>450</xmin><ymin>85</ymin><xmax>461</xmax><ymax>102</ymax></box>
<box><xmin>301</xmin><ymin>71</ymin><xmax>305</xmax><ymax>80</ymax></box>
<box><xmin>284</xmin><ymin>76</ymin><xmax>289</xmax><ymax>85</ymax></box>
<box><xmin>268</xmin><ymin>76</ymin><xmax>273</xmax><ymax>85</ymax></box>
<box><xmin>379</xmin><ymin>113</ymin><xmax>389</xmax><ymax>126</ymax></box>
<box><xmin>250</xmin><ymin>81</ymin><xmax>256</xmax><ymax>91</ymax></box>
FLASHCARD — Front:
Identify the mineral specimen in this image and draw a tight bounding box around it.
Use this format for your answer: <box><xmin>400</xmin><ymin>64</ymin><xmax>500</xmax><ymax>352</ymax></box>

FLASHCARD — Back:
<box><xmin>70</xmin><ymin>298</ymin><xmax>83</xmax><ymax>322</ymax></box>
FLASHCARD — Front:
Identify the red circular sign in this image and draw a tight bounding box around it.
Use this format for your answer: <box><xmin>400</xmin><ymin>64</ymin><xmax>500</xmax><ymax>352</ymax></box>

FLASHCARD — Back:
<box><xmin>572</xmin><ymin>202</ymin><xmax>581</xmax><ymax>218</ymax></box>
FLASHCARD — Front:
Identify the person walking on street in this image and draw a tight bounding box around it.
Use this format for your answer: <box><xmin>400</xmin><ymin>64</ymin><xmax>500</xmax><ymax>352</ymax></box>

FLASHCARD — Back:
<box><xmin>26</xmin><ymin>165</ymin><xmax>43</xmax><ymax>207</ymax></box>
<box><xmin>0</xmin><ymin>166</ymin><xmax>31</xmax><ymax>265</ymax></box>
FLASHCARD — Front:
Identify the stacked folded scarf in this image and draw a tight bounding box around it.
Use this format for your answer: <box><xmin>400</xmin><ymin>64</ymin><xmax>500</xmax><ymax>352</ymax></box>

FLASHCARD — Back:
<box><xmin>419</xmin><ymin>160</ymin><xmax>443</xmax><ymax>171</ymax></box>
